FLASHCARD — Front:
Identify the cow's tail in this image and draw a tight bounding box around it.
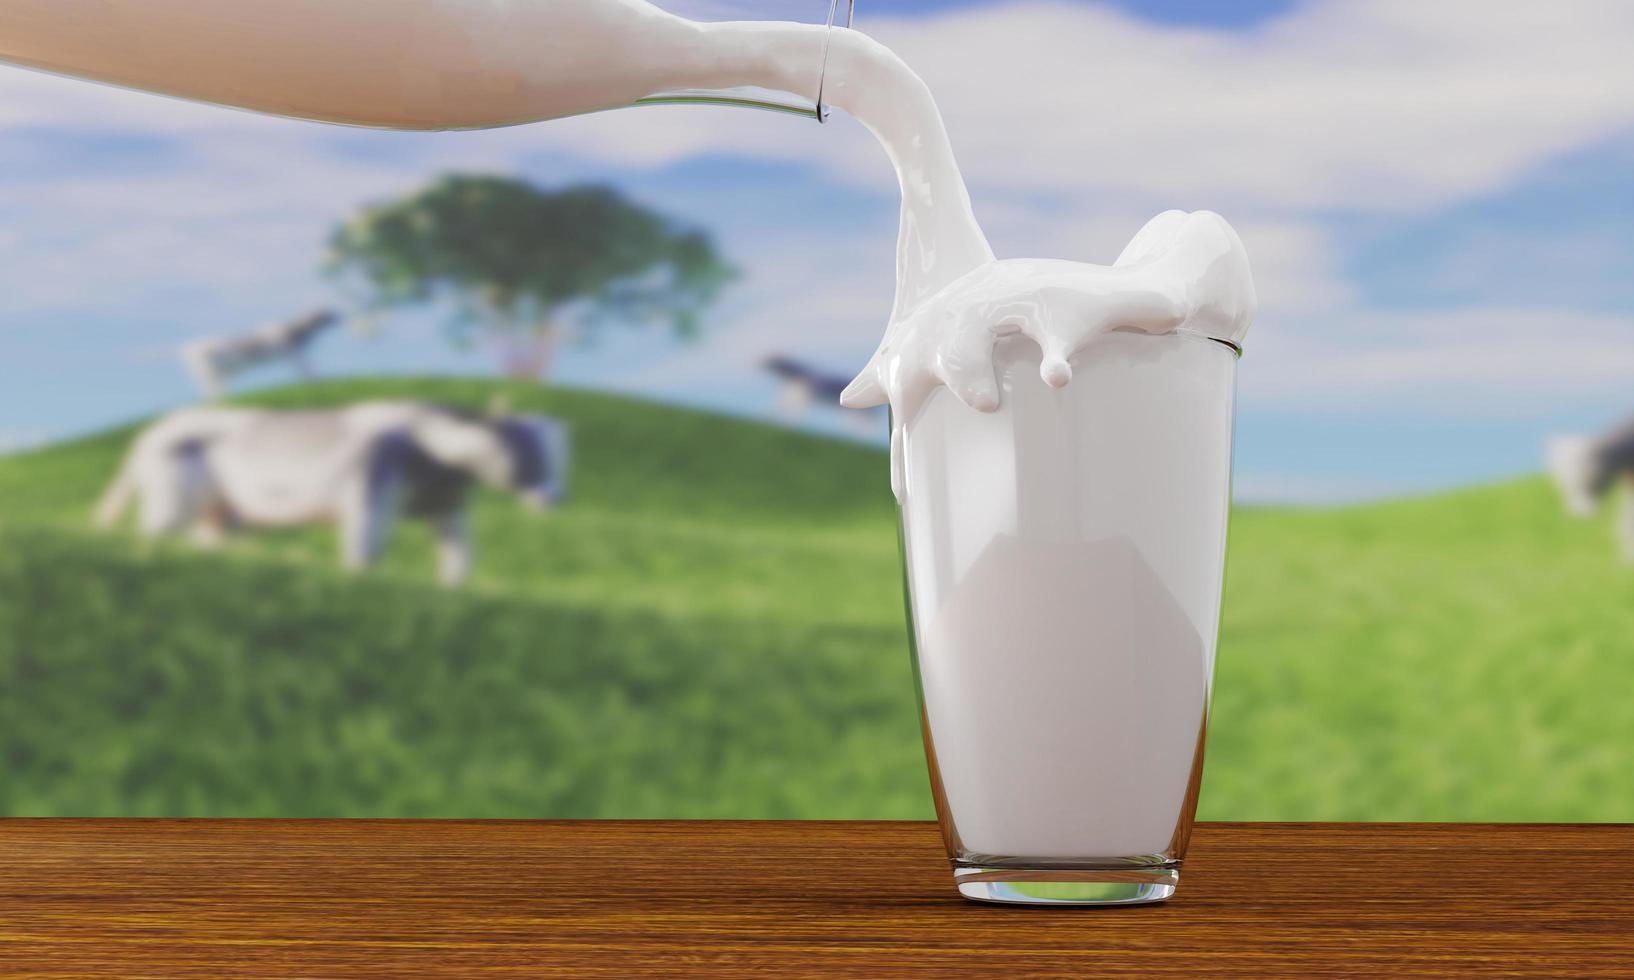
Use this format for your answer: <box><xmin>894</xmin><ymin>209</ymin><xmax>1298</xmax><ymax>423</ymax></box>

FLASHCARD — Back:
<box><xmin>93</xmin><ymin>455</ymin><xmax>138</xmax><ymax>529</ymax></box>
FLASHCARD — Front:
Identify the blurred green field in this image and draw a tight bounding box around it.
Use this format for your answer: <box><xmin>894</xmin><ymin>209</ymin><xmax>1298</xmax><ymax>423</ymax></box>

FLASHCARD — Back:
<box><xmin>1</xmin><ymin>378</ymin><xmax>1630</xmax><ymax>819</ymax></box>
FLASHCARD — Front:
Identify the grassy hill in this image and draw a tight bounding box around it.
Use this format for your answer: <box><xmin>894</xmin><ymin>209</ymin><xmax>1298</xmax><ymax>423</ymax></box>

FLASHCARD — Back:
<box><xmin>1</xmin><ymin>377</ymin><xmax>1630</xmax><ymax>820</ymax></box>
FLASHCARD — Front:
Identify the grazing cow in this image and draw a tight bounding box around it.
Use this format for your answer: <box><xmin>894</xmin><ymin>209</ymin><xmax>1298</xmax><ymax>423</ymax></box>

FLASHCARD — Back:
<box><xmin>95</xmin><ymin>400</ymin><xmax>569</xmax><ymax>585</ymax></box>
<box><xmin>763</xmin><ymin>355</ymin><xmax>879</xmax><ymax>432</ymax></box>
<box><xmin>180</xmin><ymin>309</ymin><xmax>340</xmax><ymax>400</ymax></box>
<box><xmin>1548</xmin><ymin>416</ymin><xmax>1634</xmax><ymax>561</ymax></box>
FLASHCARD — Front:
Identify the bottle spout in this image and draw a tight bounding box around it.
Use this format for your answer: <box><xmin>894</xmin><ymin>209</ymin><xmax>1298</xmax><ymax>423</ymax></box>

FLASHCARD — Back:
<box><xmin>635</xmin><ymin>0</ymin><xmax>854</xmax><ymax>122</ymax></box>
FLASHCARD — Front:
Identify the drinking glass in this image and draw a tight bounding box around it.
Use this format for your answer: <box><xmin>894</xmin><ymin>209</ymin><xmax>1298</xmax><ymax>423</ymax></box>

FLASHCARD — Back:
<box><xmin>895</xmin><ymin>329</ymin><xmax>1238</xmax><ymax>905</ymax></box>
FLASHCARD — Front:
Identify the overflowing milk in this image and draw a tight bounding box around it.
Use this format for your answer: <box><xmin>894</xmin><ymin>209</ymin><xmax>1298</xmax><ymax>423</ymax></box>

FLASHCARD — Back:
<box><xmin>840</xmin><ymin>211</ymin><xmax>1254</xmax><ymax>499</ymax></box>
<box><xmin>2</xmin><ymin>0</ymin><xmax>1255</xmax><ymax>871</ymax></box>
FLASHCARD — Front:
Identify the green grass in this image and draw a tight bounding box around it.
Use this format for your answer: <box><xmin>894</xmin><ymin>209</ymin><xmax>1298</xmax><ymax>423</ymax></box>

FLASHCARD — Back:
<box><xmin>1</xmin><ymin>377</ymin><xmax>1630</xmax><ymax>819</ymax></box>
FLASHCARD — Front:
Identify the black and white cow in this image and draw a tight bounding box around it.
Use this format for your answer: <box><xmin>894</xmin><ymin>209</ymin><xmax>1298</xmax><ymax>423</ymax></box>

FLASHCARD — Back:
<box><xmin>94</xmin><ymin>400</ymin><xmax>569</xmax><ymax>585</ymax></box>
<box><xmin>1549</xmin><ymin>416</ymin><xmax>1634</xmax><ymax>561</ymax></box>
<box><xmin>762</xmin><ymin>354</ymin><xmax>880</xmax><ymax>432</ymax></box>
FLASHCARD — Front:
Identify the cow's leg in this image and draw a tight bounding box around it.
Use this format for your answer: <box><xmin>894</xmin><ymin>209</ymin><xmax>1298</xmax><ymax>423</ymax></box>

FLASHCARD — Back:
<box><xmin>338</xmin><ymin>477</ymin><xmax>398</xmax><ymax>574</ymax></box>
<box><xmin>290</xmin><ymin>346</ymin><xmax>315</xmax><ymax>380</ymax></box>
<box><xmin>337</xmin><ymin>490</ymin><xmax>368</xmax><ymax>572</ymax></box>
<box><xmin>778</xmin><ymin>380</ymin><xmax>813</xmax><ymax>419</ymax></box>
<box><xmin>435</xmin><ymin>508</ymin><xmax>472</xmax><ymax>587</ymax></box>
<box><xmin>189</xmin><ymin>497</ymin><xmax>233</xmax><ymax>549</ymax></box>
<box><xmin>337</xmin><ymin>492</ymin><xmax>376</xmax><ymax>572</ymax></box>
<box><xmin>844</xmin><ymin>407</ymin><xmax>878</xmax><ymax>435</ymax></box>
<box><xmin>189</xmin><ymin>515</ymin><xmax>226</xmax><ymax>549</ymax></box>
<box><xmin>137</xmin><ymin>446</ymin><xmax>207</xmax><ymax>539</ymax></box>
<box><xmin>182</xmin><ymin>348</ymin><xmax>225</xmax><ymax>402</ymax></box>
<box><xmin>135</xmin><ymin>478</ymin><xmax>184</xmax><ymax>541</ymax></box>
<box><xmin>185</xmin><ymin>456</ymin><xmax>235</xmax><ymax>550</ymax></box>
<box><xmin>135</xmin><ymin>470</ymin><xmax>182</xmax><ymax>538</ymax></box>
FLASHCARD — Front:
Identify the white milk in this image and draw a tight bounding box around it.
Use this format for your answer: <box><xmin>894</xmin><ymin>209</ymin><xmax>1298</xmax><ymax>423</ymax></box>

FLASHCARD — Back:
<box><xmin>900</xmin><ymin>332</ymin><xmax>1236</xmax><ymax>861</ymax></box>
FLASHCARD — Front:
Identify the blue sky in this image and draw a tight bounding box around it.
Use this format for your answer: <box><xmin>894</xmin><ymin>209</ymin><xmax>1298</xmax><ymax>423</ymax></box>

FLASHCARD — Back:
<box><xmin>2</xmin><ymin>0</ymin><xmax>1633</xmax><ymax>503</ymax></box>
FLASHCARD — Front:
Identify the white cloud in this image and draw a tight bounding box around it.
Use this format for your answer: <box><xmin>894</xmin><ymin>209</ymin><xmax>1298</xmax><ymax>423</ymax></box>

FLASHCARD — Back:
<box><xmin>905</xmin><ymin>0</ymin><xmax>1634</xmax><ymax>211</ymax></box>
<box><xmin>0</xmin><ymin>148</ymin><xmax>399</xmax><ymax>316</ymax></box>
<box><xmin>1243</xmin><ymin>307</ymin><xmax>1634</xmax><ymax>416</ymax></box>
<box><xmin>491</xmin><ymin>0</ymin><xmax>1634</xmax><ymax>212</ymax></box>
<box><xmin>13</xmin><ymin>0</ymin><xmax>1630</xmax><ymax>214</ymax></box>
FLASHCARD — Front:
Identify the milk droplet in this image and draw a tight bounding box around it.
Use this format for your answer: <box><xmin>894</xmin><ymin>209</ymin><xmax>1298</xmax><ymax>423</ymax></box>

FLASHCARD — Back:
<box><xmin>1041</xmin><ymin>356</ymin><xmax>1073</xmax><ymax>389</ymax></box>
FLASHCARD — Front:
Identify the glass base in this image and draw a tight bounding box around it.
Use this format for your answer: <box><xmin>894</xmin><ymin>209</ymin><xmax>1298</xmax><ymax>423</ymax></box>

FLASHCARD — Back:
<box><xmin>952</xmin><ymin>864</ymin><xmax>1179</xmax><ymax>906</ymax></box>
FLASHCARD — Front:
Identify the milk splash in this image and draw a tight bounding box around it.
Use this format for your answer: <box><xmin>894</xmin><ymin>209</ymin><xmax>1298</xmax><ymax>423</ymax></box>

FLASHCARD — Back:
<box><xmin>780</xmin><ymin>31</ymin><xmax>1259</xmax><ymax>501</ymax></box>
<box><xmin>839</xmin><ymin>212</ymin><xmax>1255</xmax><ymax>499</ymax></box>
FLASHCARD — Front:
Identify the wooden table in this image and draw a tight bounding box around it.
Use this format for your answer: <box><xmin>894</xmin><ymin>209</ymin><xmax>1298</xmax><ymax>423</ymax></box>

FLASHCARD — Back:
<box><xmin>1</xmin><ymin>820</ymin><xmax>1629</xmax><ymax>977</ymax></box>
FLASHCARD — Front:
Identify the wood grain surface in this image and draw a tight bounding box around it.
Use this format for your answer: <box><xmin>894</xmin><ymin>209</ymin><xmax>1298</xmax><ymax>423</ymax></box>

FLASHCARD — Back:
<box><xmin>0</xmin><ymin>820</ymin><xmax>1629</xmax><ymax>978</ymax></box>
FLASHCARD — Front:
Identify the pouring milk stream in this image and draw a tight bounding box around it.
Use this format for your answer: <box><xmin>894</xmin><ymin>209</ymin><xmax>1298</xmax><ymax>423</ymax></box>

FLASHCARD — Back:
<box><xmin>1</xmin><ymin>0</ymin><xmax>1255</xmax><ymax>904</ymax></box>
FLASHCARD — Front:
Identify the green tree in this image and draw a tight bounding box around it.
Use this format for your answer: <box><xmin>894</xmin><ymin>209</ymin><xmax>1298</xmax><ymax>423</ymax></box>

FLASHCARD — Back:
<box><xmin>327</xmin><ymin>175</ymin><xmax>735</xmax><ymax>378</ymax></box>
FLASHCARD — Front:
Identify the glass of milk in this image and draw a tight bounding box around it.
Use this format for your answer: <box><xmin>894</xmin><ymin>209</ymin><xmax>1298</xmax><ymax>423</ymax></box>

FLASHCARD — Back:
<box><xmin>896</xmin><ymin>328</ymin><xmax>1238</xmax><ymax>905</ymax></box>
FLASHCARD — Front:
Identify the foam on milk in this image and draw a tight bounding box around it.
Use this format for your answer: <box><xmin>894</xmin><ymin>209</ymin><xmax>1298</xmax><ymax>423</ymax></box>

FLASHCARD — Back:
<box><xmin>837</xmin><ymin>211</ymin><xmax>1255</xmax><ymax>499</ymax></box>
